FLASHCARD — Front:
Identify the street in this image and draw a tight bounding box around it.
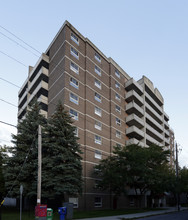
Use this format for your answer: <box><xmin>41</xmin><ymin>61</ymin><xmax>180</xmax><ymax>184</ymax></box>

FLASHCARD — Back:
<box><xmin>138</xmin><ymin>210</ymin><xmax>188</xmax><ymax>220</ymax></box>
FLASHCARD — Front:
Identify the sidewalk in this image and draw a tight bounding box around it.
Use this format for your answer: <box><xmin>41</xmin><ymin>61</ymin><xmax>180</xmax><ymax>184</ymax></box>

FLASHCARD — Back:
<box><xmin>76</xmin><ymin>207</ymin><xmax>187</xmax><ymax>220</ymax></box>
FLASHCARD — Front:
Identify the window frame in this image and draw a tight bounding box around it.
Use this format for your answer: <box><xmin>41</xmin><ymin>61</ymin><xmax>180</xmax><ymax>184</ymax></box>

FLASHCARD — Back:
<box><xmin>116</xmin><ymin>117</ymin><xmax>121</xmax><ymax>126</ymax></box>
<box><xmin>95</xmin><ymin>135</ymin><xmax>102</xmax><ymax>145</ymax></box>
<box><xmin>94</xmin><ymin>79</ymin><xmax>101</xmax><ymax>89</ymax></box>
<box><xmin>95</xmin><ymin>150</ymin><xmax>102</xmax><ymax>159</ymax></box>
<box><xmin>95</xmin><ymin>121</ymin><xmax>102</xmax><ymax>130</ymax></box>
<box><xmin>71</xmin><ymin>33</ymin><xmax>79</xmax><ymax>45</ymax></box>
<box><xmin>115</xmin><ymin>69</ymin><xmax>120</xmax><ymax>78</ymax></box>
<box><xmin>115</xmin><ymin>105</ymin><xmax>121</xmax><ymax>113</ymax></box>
<box><xmin>71</xmin><ymin>47</ymin><xmax>79</xmax><ymax>59</ymax></box>
<box><xmin>94</xmin><ymin>197</ymin><xmax>102</xmax><ymax>207</ymax></box>
<box><xmin>115</xmin><ymin>81</ymin><xmax>120</xmax><ymax>90</ymax></box>
<box><xmin>70</xmin><ymin>109</ymin><xmax>78</xmax><ymax>120</ymax></box>
<box><xmin>70</xmin><ymin>61</ymin><xmax>79</xmax><ymax>74</ymax></box>
<box><xmin>116</xmin><ymin>130</ymin><xmax>121</xmax><ymax>139</ymax></box>
<box><xmin>95</xmin><ymin>92</ymin><xmax>102</xmax><ymax>103</ymax></box>
<box><xmin>70</xmin><ymin>77</ymin><xmax>79</xmax><ymax>89</ymax></box>
<box><xmin>70</xmin><ymin>92</ymin><xmax>79</xmax><ymax>105</ymax></box>
<box><xmin>95</xmin><ymin>106</ymin><xmax>102</xmax><ymax>117</ymax></box>
<box><xmin>95</xmin><ymin>53</ymin><xmax>101</xmax><ymax>63</ymax></box>
<box><xmin>95</xmin><ymin>65</ymin><xmax>101</xmax><ymax>76</ymax></box>
<box><xmin>115</xmin><ymin>93</ymin><xmax>121</xmax><ymax>102</ymax></box>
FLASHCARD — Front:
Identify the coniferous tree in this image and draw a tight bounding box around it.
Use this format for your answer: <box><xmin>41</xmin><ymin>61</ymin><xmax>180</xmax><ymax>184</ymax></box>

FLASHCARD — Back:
<box><xmin>0</xmin><ymin>147</ymin><xmax>6</xmax><ymax>220</ymax></box>
<box><xmin>5</xmin><ymin>102</ymin><xmax>46</xmax><ymax>199</ymax></box>
<box><xmin>42</xmin><ymin>102</ymin><xmax>83</xmax><ymax>203</ymax></box>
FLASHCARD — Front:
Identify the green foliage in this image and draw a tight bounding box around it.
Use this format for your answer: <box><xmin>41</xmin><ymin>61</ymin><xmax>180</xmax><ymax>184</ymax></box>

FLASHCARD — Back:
<box><xmin>5</xmin><ymin>101</ymin><xmax>82</xmax><ymax>203</ymax></box>
<box><xmin>42</xmin><ymin>102</ymin><xmax>83</xmax><ymax>200</ymax></box>
<box><xmin>96</xmin><ymin>144</ymin><xmax>172</xmax><ymax>198</ymax></box>
<box><xmin>0</xmin><ymin>148</ymin><xmax>6</xmax><ymax>200</ymax></box>
<box><xmin>179</xmin><ymin>166</ymin><xmax>188</xmax><ymax>193</ymax></box>
<box><xmin>4</xmin><ymin>102</ymin><xmax>46</xmax><ymax>198</ymax></box>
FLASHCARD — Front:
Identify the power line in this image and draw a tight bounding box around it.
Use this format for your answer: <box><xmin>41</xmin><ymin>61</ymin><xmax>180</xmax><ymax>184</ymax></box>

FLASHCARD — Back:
<box><xmin>0</xmin><ymin>120</ymin><xmax>17</xmax><ymax>128</ymax></box>
<box><xmin>0</xmin><ymin>98</ymin><xmax>17</xmax><ymax>108</ymax></box>
<box><xmin>0</xmin><ymin>77</ymin><xmax>21</xmax><ymax>89</ymax></box>
<box><xmin>0</xmin><ymin>24</ymin><xmax>41</xmax><ymax>55</ymax></box>
<box><xmin>0</xmin><ymin>31</ymin><xmax>40</xmax><ymax>58</ymax></box>
<box><xmin>0</xmin><ymin>50</ymin><xmax>27</xmax><ymax>68</ymax></box>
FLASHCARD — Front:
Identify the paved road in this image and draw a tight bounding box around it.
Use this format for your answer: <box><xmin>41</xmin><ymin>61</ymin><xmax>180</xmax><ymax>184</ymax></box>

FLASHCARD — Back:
<box><xmin>138</xmin><ymin>209</ymin><xmax>188</xmax><ymax>220</ymax></box>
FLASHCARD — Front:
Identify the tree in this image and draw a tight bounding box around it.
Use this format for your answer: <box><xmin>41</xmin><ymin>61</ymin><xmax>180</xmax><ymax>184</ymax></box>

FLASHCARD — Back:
<box><xmin>0</xmin><ymin>146</ymin><xmax>6</xmax><ymax>220</ymax></box>
<box><xmin>5</xmin><ymin>101</ymin><xmax>46</xmax><ymax>200</ymax></box>
<box><xmin>96</xmin><ymin>144</ymin><xmax>171</xmax><ymax>207</ymax></box>
<box><xmin>42</xmin><ymin>102</ymin><xmax>83</xmax><ymax>204</ymax></box>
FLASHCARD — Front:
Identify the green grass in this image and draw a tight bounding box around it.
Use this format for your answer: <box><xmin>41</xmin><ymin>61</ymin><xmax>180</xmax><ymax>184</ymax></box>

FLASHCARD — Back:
<box><xmin>1</xmin><ymin>207</ymin><xmax>164</xmax><ymax>220</ymax></box>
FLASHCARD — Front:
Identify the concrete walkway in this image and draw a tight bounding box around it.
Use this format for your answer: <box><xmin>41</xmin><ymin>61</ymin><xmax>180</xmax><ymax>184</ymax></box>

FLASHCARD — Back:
<box><xmin>76</xmin><ymin>207</ymin><xmax>187</xmax><ymax>220</ymax></box>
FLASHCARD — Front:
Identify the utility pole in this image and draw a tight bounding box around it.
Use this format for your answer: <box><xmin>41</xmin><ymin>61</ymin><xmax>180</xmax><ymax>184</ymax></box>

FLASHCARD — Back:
<box><xmin>37</xmin><ymin>125</ymin><xmax>42</xmax><ymax>205</ymax></box>
<box><xmin>20</xmin><ymin>185</ymin><xmax>23</xmax><ymax>220</ymax></box>
<box><xmin>175</xmin><ymin>142</ymin><xmax>180</xmax><ymax>211</ymax></box>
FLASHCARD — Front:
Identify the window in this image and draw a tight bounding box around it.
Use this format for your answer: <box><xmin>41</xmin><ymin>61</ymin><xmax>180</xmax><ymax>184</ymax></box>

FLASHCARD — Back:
<box><xmin>116</xmin><ymin>130</ymin><xmax>121</xmax><ymax>139</ymax></box>
<box><xmin>94</xmin><ymin>197</ymin><xmax>102</xmax><ymax>207</ymax></box>
<box><xmin>115</xmin><ymin>105</ymin><xmax>121</xmax><ymax>113</ymax></box>
<box><xmin>74</xmin><ymin>127</ymin><xmax>78</xmax><ymax>137</ymax></box>
<box><xmin>95</xmin><ymin>135</ymin><xmax>102</xmax><ymax>145</ymax></box>
<box><xmin>70</xmin><ymin>77</ymin><xmax>79</xmax><ymax>89</ymax></box>
<box><xmin>95</xmin><ymin>53</ymin><xmax>101</xmax><ymax>63</ymax></box>
<box><xmin>115</xmin><ymin>93</ymin><xmax>121</xmax><ymax>101</ymax></box>
<box><xmin>116</xmin><ymin>117</ymin><xmax>121</xmax><ymax>126</ymax></box>
<box><xmin>95</xmin><ymin>92</ymin><xmax>102</xmax><ymax>103</ymax></box>
<box><xmin>70</xmin><ymin>109</ymin><xmax>78</xmax><ymax>120</ymax></box>
<box><xmin>115</xmin><ymin>69</ymin><xmax>120</xmax><ymax>78</ymax></box>
<box><xmin>95</xmin><ymin>79</ymin><xmax>101</xmax><ymax>89</ymax></box>
<box><xmin>95</xmin><ymin>65</ymin><xmax>101</xmax><ymax>76</ymax></box>
<box><xmin>71</xmin><ymin>47</ymin><xmax>79</xmax><ymax>59</ymax></box>
<box><xmin>95</xmin><ymin>121</ymin><xmax>102</xmax><ymax>130</ymax></box>
<box><xmin>70</xmin><ymin>62</ymin><xmax>79</xmax><ymax>74</ymax></box>
<box><xmin>95</xmin><ymin>150</ymin><xmax>102</xmax><ymax>159</ymax></box>
<box><xmin>95</xmin><ymin>180</ymin><xmax>101</xmax><ymax>188</ymax></box>
<box><xmin>116</xmin><ymin>143</ymin><xmax>121</xmax><ymax>149</ymax></box>
<box><xmin>71</xmin><ymin>33</ymin><xmax>79</xmax><ymax>45</ymax></box>
<box><xmin>95</xmin><ymin>106</ymin><xmax>102</xmax><ymax>116</ymax></box>
<box><xmin>115</xmin><ymin>81</ymin><xmax>120</xmax><ymax>89</ymax></box>
<box><xmin>69</xmin><ymin>198</ymin><xmax>78</xmax><ymax>208</ymax></box>
<box><xmin>70</xmin><ymin>93</ymin><xmax>79</xmax><ymax>104</ymax></box>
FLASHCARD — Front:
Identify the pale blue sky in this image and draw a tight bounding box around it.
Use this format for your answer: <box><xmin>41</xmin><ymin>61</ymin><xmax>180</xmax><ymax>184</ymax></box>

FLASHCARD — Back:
<box><xmin>0</xmin><ymin>0</ymin><xmax>187</xmax><ymax>166</ymax></box>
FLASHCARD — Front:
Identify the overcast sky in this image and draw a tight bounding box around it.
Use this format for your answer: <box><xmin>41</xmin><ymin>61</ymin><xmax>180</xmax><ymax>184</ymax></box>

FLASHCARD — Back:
<box><xmin>0</xmin><ymin>0</ymin><xmax>187</xmax><ymax>167</ymax></box>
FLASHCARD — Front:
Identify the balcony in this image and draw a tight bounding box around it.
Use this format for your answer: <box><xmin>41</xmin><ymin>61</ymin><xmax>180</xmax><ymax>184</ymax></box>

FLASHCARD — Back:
<box><xmin>146</xmin><ymin>134</ymin><xmax>163</xmax><ymax>147</ymax></box>
<box><xmin>145</xmin><ymin>92</ymin><xmax>163</xmax><ymax>115</ymax></box>
<box><xmin>125</xmin><ymin>78</ymin><xmax>144</xmax><ymax>95</ymax></box>
<box><xmin>126</xmin><ymin>138</ymin><xmax>145</xmax><ymax>147</ymax></box>
<box><xmin>126</xmin><ymin>114</ymin><xmax>144</xmax><ymax>129</ymax></box>
<box><xmin>125</xmin><ymin>101</ymin><xmax>144</xmax><ymax>117</ymax></box>
<box><xmin>146</xmin><ymin>124</ymin><xmax>164</xmax><ymax>142</ymax></box>
<box><xmin>125</xmin><ymin>90</ymin><xmax>143</xmax><ymax>107</ymax></box>
<box><xmin>165</xmin><ymin>129</ymin><xmax>170</xmax><ymax>138</ymax></box>
<box><xmin>164</xmin><ymin>120</ymin><xmax>169</xmax><ymax>129</ymax></box>
<box><xmin>145</xmin><ymin>112</ymin><xmax>164</xmax><ymax>133</ymax></box>
<box><xmin>28</xmin><ymin>81</ymin><xmax>48</xmax><ymax>104</ymax></box>
<box><xmin>164</xmin><ymin>112</ymin><xmax>169</xmax><ymax>121</ymax></box>
<box><xmin>165</xmin><ymin>137</ymin><xmax>170</xmax><ymax>146</ymax></box>
<box><xmin>145</xmin><ymin>102</ymin><xmax>163</xmax><ymax>124</ymax></box>
<box><xmin>126</xmin><ymin>126</ymin><xmax>144</xmax><ymax>140</ymax></box>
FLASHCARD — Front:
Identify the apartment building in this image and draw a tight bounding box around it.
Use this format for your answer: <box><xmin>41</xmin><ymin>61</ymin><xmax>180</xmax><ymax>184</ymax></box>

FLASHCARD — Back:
<box><xmin>18</xmin><ymin>20</ymin><xmax>170</xmax><ymax>210</ymax></box>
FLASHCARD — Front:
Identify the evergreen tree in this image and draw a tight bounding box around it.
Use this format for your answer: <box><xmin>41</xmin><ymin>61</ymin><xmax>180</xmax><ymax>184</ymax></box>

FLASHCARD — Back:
<box><xmin>0</xmin><ymin>147</ymin><xmax>5</xmax><ymax>220</ymax></box>
<box><xmin>5</xmin><ymin>102</ymin><xmax>46</xmax><ymax>199</ymax></box>
<box><xmin>42</xmin><ymin>102</ymin><xmax>83</xmax><ymax>203</ymax></box>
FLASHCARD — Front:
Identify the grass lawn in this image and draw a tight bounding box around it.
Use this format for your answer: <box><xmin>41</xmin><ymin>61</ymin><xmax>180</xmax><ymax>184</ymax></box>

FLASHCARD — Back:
<box><xmin>1</xmin><ymin>207</ymin><xmax>163</xmax><ymax>220</ymax></box>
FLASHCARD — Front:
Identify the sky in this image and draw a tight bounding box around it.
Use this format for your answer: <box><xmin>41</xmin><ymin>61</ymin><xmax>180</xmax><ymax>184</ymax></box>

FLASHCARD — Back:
<box><xmin>0</xmin><ymin>0</ymin><xmax>187</xmax><ymax>167</ymax></box>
